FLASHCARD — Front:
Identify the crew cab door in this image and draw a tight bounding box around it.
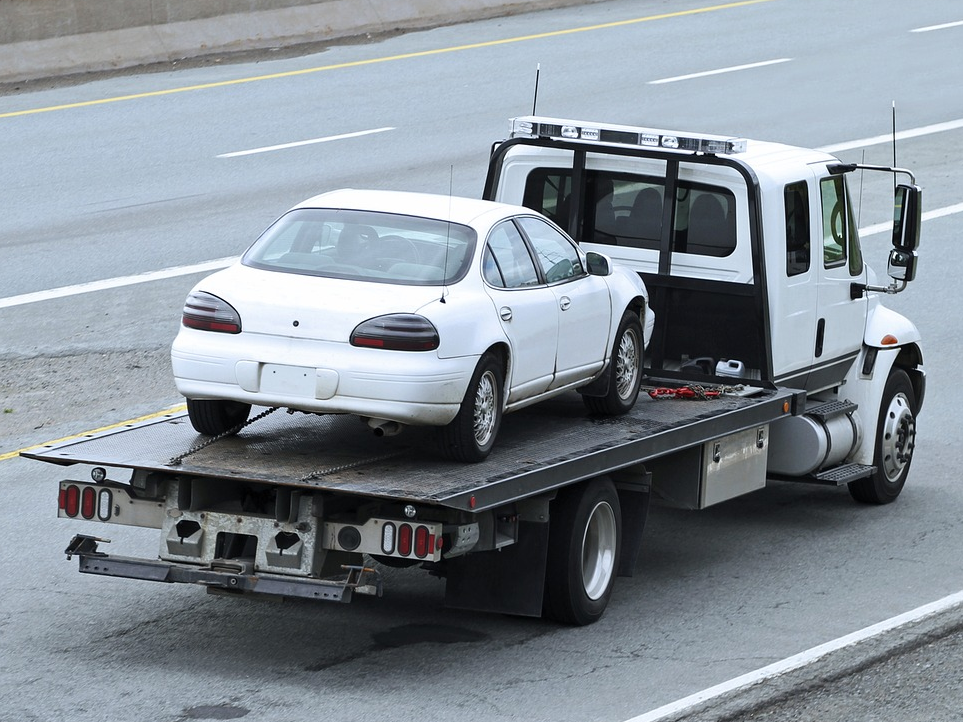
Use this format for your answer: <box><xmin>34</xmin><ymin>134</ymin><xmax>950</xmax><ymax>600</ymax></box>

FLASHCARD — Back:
<box><xmin>813</xmin><ymin>171</ymin><xmax>867</xmax><ymax>386</ymax></box>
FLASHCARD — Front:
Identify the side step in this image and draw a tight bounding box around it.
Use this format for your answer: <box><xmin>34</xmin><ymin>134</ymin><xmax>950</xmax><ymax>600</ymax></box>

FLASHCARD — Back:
<box><xmin>805</xmin><ymin>399</ymin><xmax>858</xmax><ymax>422</ymax></box>
<box><xmin>772</xmin><ymin>462</ymin><xmax>875</xmax><ymax>487</ymax></box>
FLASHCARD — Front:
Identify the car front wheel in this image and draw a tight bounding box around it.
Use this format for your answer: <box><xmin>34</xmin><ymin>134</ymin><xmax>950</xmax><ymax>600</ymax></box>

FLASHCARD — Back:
<box><xmin>186</xmin><ymin>398</ymin><xmax>252</xmax><ymax>436</ymax></box>
<box><xmin>583</xmin><ymin>310</ymin><xmax>643</xmax><ymax>416</ymax></box>
<box><xmin>438</xmin><ymin>352</ymin><xmax>503</xmax><ymax>463</ymax></box>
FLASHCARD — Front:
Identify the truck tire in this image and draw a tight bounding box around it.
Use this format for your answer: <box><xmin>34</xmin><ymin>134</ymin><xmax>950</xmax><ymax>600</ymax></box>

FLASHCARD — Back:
<box><xmin>583</xmin><ymin>310</ymin><xmax>643</xmax><ymax>416</ymax></box>
<box><xmin>544</xmin><ymin>478</ymin><xmax>621</xmax><ymax>625</ymax></box>
<box><xmin>186</xmin><ymin>398</ymin><xmax>252</xmax><ymax>436</ymax></box>
<box><xmin>438</xmin><ymin>352</ymin><xmax>503</xmax><ymax>463</ymax></box>
<box><xmin>848</xmin><ymin>369</ymin><xmax>917</xmax><ymax>504</ymax></box>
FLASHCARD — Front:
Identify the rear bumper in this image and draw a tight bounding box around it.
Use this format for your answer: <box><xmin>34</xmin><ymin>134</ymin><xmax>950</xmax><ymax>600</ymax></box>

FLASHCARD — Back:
<box><xmin>65</xmin><ymin>535</ymin><xmax>382</xmax><ymax>602</ymax></box>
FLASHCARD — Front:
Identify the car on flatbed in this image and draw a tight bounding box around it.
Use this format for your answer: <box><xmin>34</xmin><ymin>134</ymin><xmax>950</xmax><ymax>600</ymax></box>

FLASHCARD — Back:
<box><xmin>171</xmin><ymin>188</ymin><xmax>653</xmax><ymax>462</ymax></box>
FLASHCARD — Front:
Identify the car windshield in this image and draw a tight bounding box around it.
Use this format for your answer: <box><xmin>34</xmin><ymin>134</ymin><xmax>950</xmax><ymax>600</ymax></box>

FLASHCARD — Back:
<box><xmin>242</xmin><ymin>208</ymin><xmax>477</xmax><ymax>285</ymax></box>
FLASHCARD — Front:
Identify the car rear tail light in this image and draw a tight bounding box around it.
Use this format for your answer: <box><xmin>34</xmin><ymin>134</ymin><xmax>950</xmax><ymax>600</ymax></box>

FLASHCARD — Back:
<box><xmin>351</xmin><ymin>314</ymin><xmax>439</xmax><ymax>351</ymax></box>
<box><xmin>182</xmin><ymin>291</ymin><xmax>242</xmax><ymax>333</ymax></box>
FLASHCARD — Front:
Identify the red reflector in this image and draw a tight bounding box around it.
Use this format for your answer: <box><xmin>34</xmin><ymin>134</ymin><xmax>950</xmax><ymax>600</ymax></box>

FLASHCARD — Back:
<box><xmin>64</xmin><ymin>485</ymin><xmax>80</xmax><ymax>517</ymax></box>
<box><xmin>398</xmin><ymin>524</ymin><xmax>413</xmax><ymax>556</ymax></box>
<box><xmin>414</xmin><ymin>525</ymin><xmax>429</xmax><ymax>558</ymax></box>
<box><xmin>81</xmin><ymin>486</ymin><xmax>96</xmax><ymax>520</ymax></box>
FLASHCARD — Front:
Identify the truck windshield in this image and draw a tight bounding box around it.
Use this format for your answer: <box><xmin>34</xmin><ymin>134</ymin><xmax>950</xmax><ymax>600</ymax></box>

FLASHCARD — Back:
<box><xmin>242</xmin><ymin>208</ymin><xmax>477</xmax><ymax>286</ymax></box>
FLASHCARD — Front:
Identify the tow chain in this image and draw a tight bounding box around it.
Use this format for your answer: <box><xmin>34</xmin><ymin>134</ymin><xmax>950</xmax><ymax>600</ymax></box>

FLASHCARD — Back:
<box><xmin>647</xmin><ymin>383</ymin><xmax>744</xmax><ymax>400</ymax></box>
<box><xmin>168</xmin><ymin>406</ymin><xmax>278</xmax><ymax>466</ymax></box>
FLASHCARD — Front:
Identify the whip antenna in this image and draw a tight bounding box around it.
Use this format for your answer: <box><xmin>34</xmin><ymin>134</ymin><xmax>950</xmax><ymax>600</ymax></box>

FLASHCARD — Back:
<box><xmin>532</xmin><ymin>63</ymin><xmax>541</xmax><ymax>115</ymax></box>
<box><xmin>892</xmin><ymin>101</ymin><xmax>898</xmax><ymax>192</ymax></box>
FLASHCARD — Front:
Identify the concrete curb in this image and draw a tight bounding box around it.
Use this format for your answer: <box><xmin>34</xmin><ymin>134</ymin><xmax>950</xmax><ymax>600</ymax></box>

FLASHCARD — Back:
<box><xmin>0</xmin><ymin>0</ymin><xmax>597</xmax><ymax>85</ymax></box>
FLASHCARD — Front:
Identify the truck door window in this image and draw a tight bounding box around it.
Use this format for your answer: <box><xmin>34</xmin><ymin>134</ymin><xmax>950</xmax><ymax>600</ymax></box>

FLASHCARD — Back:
<box><xmin>785</xmin><ymin>181</ymin><xmax>810</xmax><ymax>276</ymax></box>
<box><xmin>819</xmin><ymin>176</ymin><xmax>863</xmax><ymax>275</ymax></box>
<box><xmin>484</xmin><ymin>221</ymin><xmax>541</xmax><ymax>288</ymax></box>
<box><xmin>517</xmin><ymin>216</ymin><xmax>585</xmax><ymax>283</ymax></box>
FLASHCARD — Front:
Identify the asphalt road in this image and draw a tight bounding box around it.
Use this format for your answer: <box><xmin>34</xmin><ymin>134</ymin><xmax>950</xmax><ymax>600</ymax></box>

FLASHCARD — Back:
<box><xmin>2</xmin><ymin>1</ymin><xmax>963</xmax><ymax>720</ymax></box>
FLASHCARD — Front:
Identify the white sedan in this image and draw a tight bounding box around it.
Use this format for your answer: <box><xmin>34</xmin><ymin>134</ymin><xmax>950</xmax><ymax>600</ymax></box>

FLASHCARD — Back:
<box><xmin>171</xmin><ymin>189</ymin><xmax>654</xmax><ymax>462</ymax></box>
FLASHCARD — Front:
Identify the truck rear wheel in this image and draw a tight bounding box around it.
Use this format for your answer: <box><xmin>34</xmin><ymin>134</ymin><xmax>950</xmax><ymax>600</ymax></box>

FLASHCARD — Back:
<box><xmin>186</xmin><ymin>398</ymin><xmax>252</xmax><ymax>436</ymax></box>
<box><xmin>583</xmin><ymin>310</ymin><xmax>643</xmax><ymax>416</ymax></box>
<box><xmin>544</xmin><ymin>478</ymin><xmax>621</xmax><ymax>625</ymax></box>
<box><xmin>848</xmin><ymin>369</ymin><xmax>917</xmax><ymax>504</ymax></box>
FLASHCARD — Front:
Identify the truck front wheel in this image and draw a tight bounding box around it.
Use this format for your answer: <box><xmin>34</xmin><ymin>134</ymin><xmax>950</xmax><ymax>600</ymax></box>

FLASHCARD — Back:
<box><xmin>848</xmin><ymin>369</ymin><xmax>917</xmax><ymax>504</ymax></box>
<box><xmin>544</xmin><ymin>478</ymin><xmax>622</xmax><ymax>625</ymax></box>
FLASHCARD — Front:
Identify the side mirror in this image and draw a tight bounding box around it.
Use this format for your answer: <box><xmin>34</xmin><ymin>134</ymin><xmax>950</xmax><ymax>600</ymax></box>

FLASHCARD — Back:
<box><xmin>887</xmin><ymin>248</ymin><xmax>917</xmax><ymax>283</ymax></box>
<box><xmin>892</xmin><ymin>183</ymin><xmax>921</xmax><ymax>252</ymax></box>
<box><xmin>586</xmin><ymin>251</ymin><xmax>611</xmax><ymax>276</ymax></box>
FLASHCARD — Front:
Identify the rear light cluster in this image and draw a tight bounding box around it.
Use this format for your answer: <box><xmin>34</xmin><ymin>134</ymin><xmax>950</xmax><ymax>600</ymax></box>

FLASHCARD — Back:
<box><xmin>59</xmin><ymin>484</ymin><xmax>113</xmax><ymax>521</ymax></box>
<box><xmin>182</xmin><ymin>291</ymin><xmax>242</xmax><ymax>334</ymax></box>
<box><xmin>350</xmin><ymin>314</ymin><xmax>439</xmax><ymax>351</ymax></box>
<box><xmin>327</xmin><ymin>518</ymin><xmax>444</xmax><ymax>561</ymax></box>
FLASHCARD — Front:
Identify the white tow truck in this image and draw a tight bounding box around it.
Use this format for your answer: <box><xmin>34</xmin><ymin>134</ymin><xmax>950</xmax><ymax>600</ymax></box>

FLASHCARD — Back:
<box><xmin>26</xmin><ymin>116</ymin><xmax>924</xmax><ymax>625</ymax></box>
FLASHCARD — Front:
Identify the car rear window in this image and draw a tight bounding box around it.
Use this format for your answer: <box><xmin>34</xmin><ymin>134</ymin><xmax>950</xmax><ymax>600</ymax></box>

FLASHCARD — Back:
<box><xmin>242</xmin><ymin>208</ymin><xmax>477</xmax><ymax>285</ymax></box>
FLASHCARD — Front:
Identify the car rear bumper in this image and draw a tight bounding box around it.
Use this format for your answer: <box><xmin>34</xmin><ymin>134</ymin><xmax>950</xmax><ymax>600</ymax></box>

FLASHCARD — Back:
<box><xmin>171</xmin><ymin>329</ymin><xmax>477</xmax><ymax>425</ymax></box>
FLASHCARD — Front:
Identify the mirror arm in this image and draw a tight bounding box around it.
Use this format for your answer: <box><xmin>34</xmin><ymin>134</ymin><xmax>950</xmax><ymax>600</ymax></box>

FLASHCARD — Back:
<box><xmin>827</xmin><ymin>163</ymin><xmax>917</xmax><ymax>185</ymax></box>
<box><xmin>859</xmin><ymin>279</ymin><xmax>909</xmax><ymax>296</ymax></box>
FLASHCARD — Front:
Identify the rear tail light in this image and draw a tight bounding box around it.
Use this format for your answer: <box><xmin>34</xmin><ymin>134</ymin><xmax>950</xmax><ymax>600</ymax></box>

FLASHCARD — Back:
<box><xmin>414</xmin><ymin>525</ymin><xmax>431</xmax><ymax>559</ymax></box>
<box><xmin>80</xmin><ymin>486</ymin><xmax>96</xmax><ymax>519</ymax></box>
<box><xmin>350</xmin><ymin>314</ymin><xmax>439</xmax><ymax>351</ymax></box>
<box><xmin>182</xmin><ymin>291</ymin><xmax>242</xmax><ymax>333</ymax></box>
<box><xmin>398</xmin><ymin>523</ymin><xmax>413</xmax><ymax>556</ymax></box>
<box><xmin>62</xmin><ymin>485</ymin><xmax>80</xmax><ymax>517</ymax></box>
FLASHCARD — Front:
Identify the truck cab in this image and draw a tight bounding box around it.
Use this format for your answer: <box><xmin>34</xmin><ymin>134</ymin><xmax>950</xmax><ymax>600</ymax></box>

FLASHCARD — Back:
<box><xmin>485</xmin><ymin>116</ymin><xmax>924</xmax><ymax>502</ymax></box>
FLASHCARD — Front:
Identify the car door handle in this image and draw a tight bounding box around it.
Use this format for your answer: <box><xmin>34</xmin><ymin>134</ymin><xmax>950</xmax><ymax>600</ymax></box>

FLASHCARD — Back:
<box><xmin>500</xmin><ymin>306</ymin><xmax>513</xmax><ymax>321</ymax></box>
<box><xmin>558</xmin><ymin>296</ymin><xmax>571</xmax><ymax>311</ymax></box>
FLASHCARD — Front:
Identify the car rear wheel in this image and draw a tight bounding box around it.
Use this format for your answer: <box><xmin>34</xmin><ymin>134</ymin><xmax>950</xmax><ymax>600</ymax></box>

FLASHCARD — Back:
<box><xmin>186</xmin><ymin>398</ymin><xmax>252</xmax><ymax>436</ymax></box>
<box><xmin>583</xmin><ymin>310</ymin><xmax>643</xmax><ymax>416</ymax></box>
<box><xmin>438</xmin><ymin>352</ymin><xmax>503</xmax><ymax>463</ymax></box>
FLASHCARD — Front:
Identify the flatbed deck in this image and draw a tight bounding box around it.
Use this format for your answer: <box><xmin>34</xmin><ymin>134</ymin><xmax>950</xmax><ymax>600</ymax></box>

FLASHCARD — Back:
<box><xmin>24</xmin><ymin>383</ymin><xmax>797</xmax><ymax>512</ymax></box>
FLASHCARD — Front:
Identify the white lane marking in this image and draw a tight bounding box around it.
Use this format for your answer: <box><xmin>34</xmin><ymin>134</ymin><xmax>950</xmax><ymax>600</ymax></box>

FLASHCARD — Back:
<box><xmin>860</xmin><ymin>201</ymin><xmax>963</xmax><ymax>237</ymax></box>
<box><xmin>648</xmin><ymin>58</ymin><xmax>791</xmax><ymax>84</ymax></box>
<box><xmin>0</xmin><ymin>257</ymin><xmax>236</xmax><ymax>309</ymax></box>
<box><xmin>217</xmin><ymin>127</ymin><xmax>395</xmax><ymax>158</ymax></box>
<box><xmin>818</xmin><ymin>117</ymin><xmax>963</xmax><ymax>154</ymax></box>
<box><xmin>623</xmin><ymin>589</ymin><xmax>963</xmax><ymax>722</ymax></box>
<box><xmin>911</xmin><ymin>19</ymin><xmax>963</xmax><ymax>33</ymax></box>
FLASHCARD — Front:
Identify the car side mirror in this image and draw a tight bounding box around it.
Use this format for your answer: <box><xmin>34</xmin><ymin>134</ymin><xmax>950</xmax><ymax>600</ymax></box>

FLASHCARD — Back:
<box><xmin>892</xmin><ymin>183</ymin><xmax>921</xmax><ymax>252</ymax></box>
<box><xmin>887</xmin><ymin>248</ymin><xmax>917</xmax><ymax>282</ymax></box>
<box><xmin>586</xmin><ymin>251</ymin><xmax>611</xmax><ymax>276</ymax></box>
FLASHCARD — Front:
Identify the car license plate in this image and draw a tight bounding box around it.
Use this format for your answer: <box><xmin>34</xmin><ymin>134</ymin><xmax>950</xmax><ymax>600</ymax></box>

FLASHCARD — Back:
<box><xmin>260</xmin><ymin>364</ymin><xmax>315</xmax><ymax>397</ymax></box>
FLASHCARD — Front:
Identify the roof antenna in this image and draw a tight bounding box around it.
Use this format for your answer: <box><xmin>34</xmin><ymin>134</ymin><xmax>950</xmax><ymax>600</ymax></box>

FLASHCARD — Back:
<box><xmin>532</xmin><ymin>63</ymin><xmax>541</xmax><ymax>115</ymax></box>
<box><xmin>441</xmin><ymin>165</ymin><xmax>453</xmax><ymax>304</ymax></box>
<box><xmin>892</xmin><ymin>101</ymin><xmax>898</xmax><ymax>192</ymax></box>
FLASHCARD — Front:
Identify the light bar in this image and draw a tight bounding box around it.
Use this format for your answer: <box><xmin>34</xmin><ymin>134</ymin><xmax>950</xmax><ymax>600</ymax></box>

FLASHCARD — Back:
<box><xmin>510</xmin><ymin>115</ymin><xmax>747</xmax><ymax>155</ymax></box>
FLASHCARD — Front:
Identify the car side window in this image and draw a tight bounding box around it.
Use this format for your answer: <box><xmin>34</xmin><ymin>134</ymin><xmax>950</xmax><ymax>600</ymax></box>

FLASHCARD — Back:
<box><xmin>516</xmin><ymin>216</ymin><xmax>585</xmax><ymax>283</ymax></box>
<box><xmin>485</xmin><ymin>221</ymin><xmax>541</xmax><ymax>288</ymax></box>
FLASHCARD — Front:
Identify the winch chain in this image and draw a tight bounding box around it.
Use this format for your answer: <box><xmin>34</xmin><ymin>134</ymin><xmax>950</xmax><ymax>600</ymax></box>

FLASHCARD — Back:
<box><xmin>646</xmin><ymin>383</ymin><xmax>744</xmax><ymax>400</ymax></box>
<box><xmin>168</xmin><ymin>406</ymin><xmax>278</xmax><ymax>465</ymax></box>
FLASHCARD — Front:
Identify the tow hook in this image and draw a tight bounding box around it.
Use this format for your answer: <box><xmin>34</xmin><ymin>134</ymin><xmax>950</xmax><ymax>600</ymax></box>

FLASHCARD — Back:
<box><xmin>65</xmin><ymin>534</ymin><xmax>110</xmax><ymax>560</ymax></box>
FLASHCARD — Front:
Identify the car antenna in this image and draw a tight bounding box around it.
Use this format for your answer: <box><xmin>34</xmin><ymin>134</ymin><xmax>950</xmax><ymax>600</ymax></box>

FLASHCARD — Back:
<box><xmin>532</xmin><ymin>63</ymin><xmax>540</xmax><ymax>114</ymax></box>
<box><xmin>441</xmin><ymin>165</ymin><xmax>453</xmax><ymax>304</ymax></box>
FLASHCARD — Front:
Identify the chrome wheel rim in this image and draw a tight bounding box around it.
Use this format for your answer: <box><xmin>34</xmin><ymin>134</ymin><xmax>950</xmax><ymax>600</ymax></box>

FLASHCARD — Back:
<box><xmin>614</xmin><ymin>327</ymin><xmax>641</xmax><ymax>400</ymax></box>
<box><xmin>880</xmin><ymin>391</ymin><xmax>915</xmax><ymax>482</ymax></box>
<box><xmin>473</xmin><ymin>369</ymin><xmax>498</xmax><ymax>447</ymax></box>
<box><xmin>581</xmin><ymin>501</ymin><xmax>617</xmax><ymax>600</ymax></box>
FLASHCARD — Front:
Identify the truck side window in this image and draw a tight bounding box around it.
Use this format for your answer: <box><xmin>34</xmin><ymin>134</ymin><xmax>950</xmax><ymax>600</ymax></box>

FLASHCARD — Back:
<box><xmin>674</xmin><ymin>184</ymin><xmax>737</xmax><ymax>257</ymax></box>
<box><xmin>785</xmin><ymin>181</ymin><xmax>810</xmax><ymax>276</ymax></box>
<box><xmin>522</xmin><ymin>169</ymin><xmax>572</xmax><ymax>228</ymax></box>
<box><xmin>485</xmin><ymin>221</ymin><xmax>541</xmax><ymax>288</ymax></box>
<box><xmin>819</xmin><ymin>175</ymin><xmax>863</xmax><ymax>275</ymax></box>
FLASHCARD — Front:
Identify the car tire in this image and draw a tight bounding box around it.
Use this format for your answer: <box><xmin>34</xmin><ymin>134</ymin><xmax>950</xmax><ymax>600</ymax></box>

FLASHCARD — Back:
<box><xmin>186</xmin><ymin>398</ymin><xmax>252</xmax><ymax>436</ymax></box>
<box><xmin>848</xmin><ymin>369</ymin><xmax>917</xmax><ymax>504</ymax></box>
<box><xmin>543</xmin><ymin>477</ymin><xmax>622</xmax><ymax>625</ymax></box>
<box><xmin>583</xmin><ymin>310</ymin><xmax>643</xmax><ymax>416</ymax></box>
<box><xmin>438</xmin><ymin>352</ymin><xmax>503</xmax><ymax>463</ymax></box>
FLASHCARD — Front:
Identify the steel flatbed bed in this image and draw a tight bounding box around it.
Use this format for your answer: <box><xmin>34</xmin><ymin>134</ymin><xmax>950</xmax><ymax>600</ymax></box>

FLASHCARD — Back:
<box><xmin>24</xmin><ymin>382</ymin><xmax>798</xmax><ymax>512</ymax></box>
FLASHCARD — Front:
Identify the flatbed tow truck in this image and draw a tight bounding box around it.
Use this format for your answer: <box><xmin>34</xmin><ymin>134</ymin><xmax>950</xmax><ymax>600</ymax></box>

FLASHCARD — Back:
<box><xmin>25</xmin><ymin>116</ymin><xmax>924</xmax><ymax>625</ymax></box>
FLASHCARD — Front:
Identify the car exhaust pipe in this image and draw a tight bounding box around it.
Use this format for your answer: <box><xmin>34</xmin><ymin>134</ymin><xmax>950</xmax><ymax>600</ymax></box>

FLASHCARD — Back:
<box><xmin>367</xmin><ymin>418</ymin><xmax>404</xmax><ymax>437</ymax></box>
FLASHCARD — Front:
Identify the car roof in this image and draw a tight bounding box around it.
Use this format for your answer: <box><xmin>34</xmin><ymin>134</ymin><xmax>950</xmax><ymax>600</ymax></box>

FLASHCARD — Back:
<box><xmin>293</xmin><ymin>188</ymin><xmax>532</xmax><ymax>226</ymax></box>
